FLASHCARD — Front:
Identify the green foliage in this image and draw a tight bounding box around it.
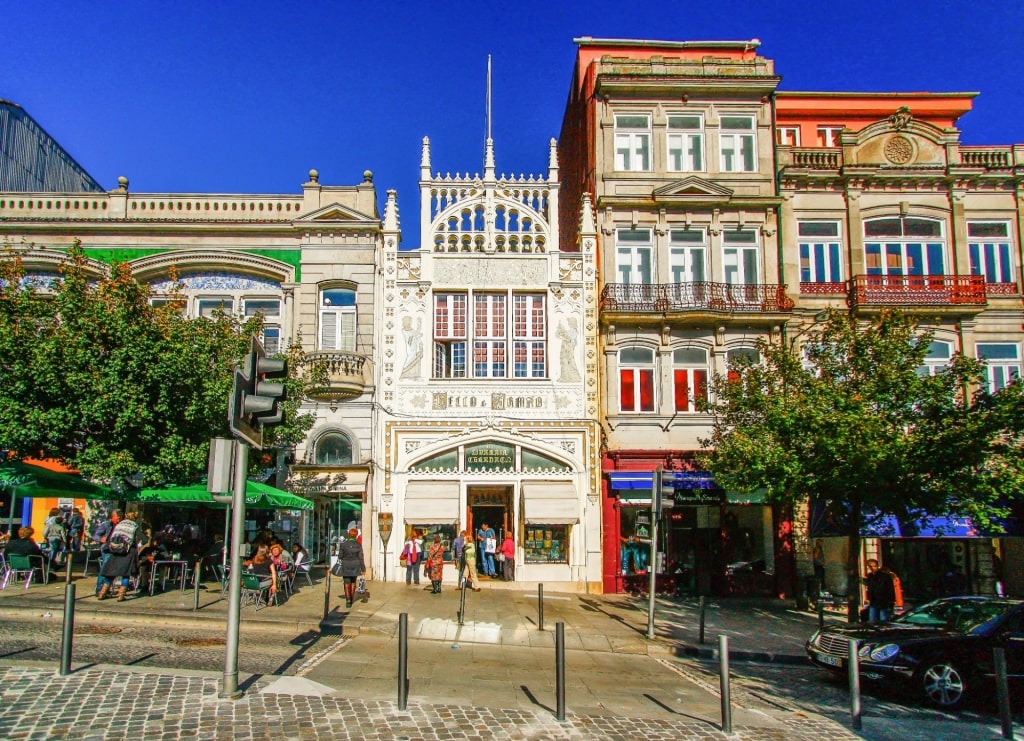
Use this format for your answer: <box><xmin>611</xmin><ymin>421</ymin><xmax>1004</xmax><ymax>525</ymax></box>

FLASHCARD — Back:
<box><xmin>697</xmin><ymin>309</ymin><xmax>1012</xmax><ymax>617</ymax></box>
<box><xmin>0</xmin><ymin>242</ymin><xmax>313</xmax><ymax>487</ymax></box>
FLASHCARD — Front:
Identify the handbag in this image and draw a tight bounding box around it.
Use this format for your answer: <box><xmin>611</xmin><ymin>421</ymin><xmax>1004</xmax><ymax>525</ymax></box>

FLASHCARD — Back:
<box><xmin>496</xmin><ymin>551</ymin><xmax>505</xmax><ymax>563</ymax></box>
<box><xmin>399</xmin><ymin>556</ymin><xmax>408</xmax><ymax>567</ymax></box>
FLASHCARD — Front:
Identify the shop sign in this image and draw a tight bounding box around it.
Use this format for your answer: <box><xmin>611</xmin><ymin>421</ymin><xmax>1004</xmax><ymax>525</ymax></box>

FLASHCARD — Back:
<box><xmin>465</xmin><ymin>443</ymin><xmax>514</xmax><ymax>471</ymax></box>
<box><xmin>378</xmin><ymin>512</ymin><xmax>394</xmax><ymax>546</ymax></box>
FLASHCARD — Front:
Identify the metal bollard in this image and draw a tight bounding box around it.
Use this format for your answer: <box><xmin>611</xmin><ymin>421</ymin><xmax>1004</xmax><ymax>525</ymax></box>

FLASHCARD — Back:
<box><xmin>995</xmin><ymin>648</ymin><xmax>1014</xmax><ymax>739</ymax></box>
<box><xmin>848</xmin><ymin>638</ymin><xmax>862</xmax><ymax>731</ymax></box>
<box><xmin>818</xmin><ymin>596</ymin><xmax>825</xmax><ymax>630</ymax></box>
<box><xmin>555</xmin><ymin>621</ymin><xmax>566</xmax><ymax>721</ymax></box>
<box><xmin>323</xmin><ymin>565</ymin><xmax>331</xmax><ymax>622</ymax></box>
<box><xmin>538</xmin><ymin>583</ymin><xmax>544</xmax><ymax>631</ymax></box>
<box><xmin>398</xmin><ymin>612</ymin><xmax>408</xmax><ymax>710</ymax></box>
<box><xmin>59</xmin><ymin>583</ymin><xmax>76</xmax><ymax>676</ymax></box>
<box><xmin>457</xmin><ymin>578</ymin><xmax>467</xmax><ymax>625</ymax></box>
<box><xmin>193</xmin><ymin>559</ymin><xmax>202</xmax><ymax>611</ymax></box>
<box><xmin>719</xmin><ymin>635</ymin><xmax>731</xmax><ymax>733</ymax></box>
<box><xmin>699</xmin><ymin>596</ymin><xmax>706</xmax><ymax>644</ymax></box>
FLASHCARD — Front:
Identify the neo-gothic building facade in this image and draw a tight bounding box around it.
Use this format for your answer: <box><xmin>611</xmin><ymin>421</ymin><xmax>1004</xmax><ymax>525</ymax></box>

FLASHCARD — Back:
<box><xmin>372</xmin><ymin>136</ymin><xmax>602</xmax><ymax>588</ymax></box>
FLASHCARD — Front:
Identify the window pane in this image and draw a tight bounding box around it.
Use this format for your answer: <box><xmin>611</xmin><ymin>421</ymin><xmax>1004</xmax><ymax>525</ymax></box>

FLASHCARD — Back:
<box><xmin>616</xmin><ymin>115</ymin><xmax>649</xmax><ymax>129</ymax></box>
<box><xmin>621</xmin><ymin>347</ymin><xmax>654</xmax><ymax>364</ymax></box>
<box><xmin>721</xmin><ymin>116</ymin><xmax>753</xmax><ymax>130</ymax></box>
<box><xmin>926</xmin><ymin>243</ymin><xmax>945</xmax><ymax>275</ymax></box>
<box><xmin>322</xmin><ymin>288</ymin><xmax>355</xmax><ymax>307</ymax></box>
<box><xmin>978</xmin><ymin>344</ymin><xmax>1019</xmax><ymax>361</ymax></box>
<box><xmin>674</xmin><ymin>347</ymin><xmax>707</xmax><ymax>364</ymax></box>
<box><xmin>670</xmin><ymin>229</ymin><xmax>704</xmax><ymax>243</ymax></box>
<box><xmin>315</xmin><ymin>433</ymin><xmax>352</xmax><ymax>465</ymax></box>
<box><xmin>905</xmin><ymin>218</ymin><xmax>942</xmax><ymax>237</ymax></box>
<box><xmin>798</xmin><ymin>222</ymin><xmax>839</xmax><ymax>238</ymax></box>
<box><xmin>244</xmin><ymin>299</ymin><xmax>281</xmax><ymax>317</ymax></box>
<box><xmin>619</xmin><ymin>229</ymin><xmax>651</xmax><ymax>243</ymax></box>
<box><xmin>638</xmin><ymin>369</ymin><xmax>655</xmax><ymax>411</ymax></box>
<box><xmin>674</xmin><ymin>369</ymin><xmax>690</xmax><ymax>411</ymax></box>
<box><xmin>620</xmin><ymin>369</ymin><xmax>636</xmax><ymax>411</ymax></box>
<box><xmin>968</xmin><ymin>222</ymin><xmax>1008</xmax><ymax>238</ymax></box>
<box><xmin>198</xmin><ymin>298</ymin><xmax>232</xmax><ymax>317</ymax></box>
<box><xmin>723</xmin><ymin>230</ymin><xmax>757</xmax><ymax>244</ymax></box>
<box><xmin>865</xmin><ymin>219</ymin><xmax>902</xmax><ymax>237</ymax></box>
<box><xmin>668</xmin><ymin>115</ymin><xmax>701</xmax><ymax>129</ymax></box>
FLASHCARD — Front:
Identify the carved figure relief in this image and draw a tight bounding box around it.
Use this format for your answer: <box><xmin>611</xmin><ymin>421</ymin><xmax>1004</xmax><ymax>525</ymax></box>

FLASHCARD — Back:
<box><xmin>400</xmin><ymin>316</ymin><xmax>423</xmax><ymax>380</ymax></box>
<box><xmin>557</xmin><ymin>317</ymin><xmax>581</xmax><ymax>383</ymax></box>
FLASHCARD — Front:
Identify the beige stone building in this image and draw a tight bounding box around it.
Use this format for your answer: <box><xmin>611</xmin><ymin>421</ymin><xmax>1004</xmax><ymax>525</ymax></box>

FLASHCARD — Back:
<box><xmin>0</xmin><ymin>170</ymin><xmax>382</xmax><ymax>565</ymax></box>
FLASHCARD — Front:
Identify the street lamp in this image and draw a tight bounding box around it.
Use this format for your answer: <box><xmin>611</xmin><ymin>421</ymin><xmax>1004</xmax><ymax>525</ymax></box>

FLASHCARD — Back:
<box><xmin>784</xmin><ymin>310</ymin><xmax>829</xmax><ymax>351</ymax></box>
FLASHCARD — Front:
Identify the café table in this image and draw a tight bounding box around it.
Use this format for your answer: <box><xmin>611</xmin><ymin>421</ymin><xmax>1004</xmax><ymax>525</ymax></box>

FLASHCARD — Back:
<box><xmin>149</xmin><ymin>559</ymin><xmax>190</xmax><ymax>595</ymax></box>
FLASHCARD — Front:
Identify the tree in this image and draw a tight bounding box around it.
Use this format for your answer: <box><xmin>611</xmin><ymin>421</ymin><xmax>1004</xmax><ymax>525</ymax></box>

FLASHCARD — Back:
<box><xmin>698</xmin><ymin>309</ymin><xmax>1003</xmax><ymax>621</ymax></box>
<box><xmin>0</xmin><ymin>242</ymin><xmax>313</xmax><ymax>487</ymax></box>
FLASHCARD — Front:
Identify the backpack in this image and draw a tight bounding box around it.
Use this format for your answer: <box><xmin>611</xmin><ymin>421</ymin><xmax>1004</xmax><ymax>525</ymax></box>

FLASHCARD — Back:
<box><xmin>106</xmin><ymin>521</ymin><xmax>137</xmax><ymax>555</ymax></box>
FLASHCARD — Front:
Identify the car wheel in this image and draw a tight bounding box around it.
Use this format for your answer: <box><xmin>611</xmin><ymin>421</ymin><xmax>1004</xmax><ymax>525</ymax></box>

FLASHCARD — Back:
<box><xmin>919</xmin><ymin>661</ymin><xmax>966</xmax><ymax>708</ymax></box>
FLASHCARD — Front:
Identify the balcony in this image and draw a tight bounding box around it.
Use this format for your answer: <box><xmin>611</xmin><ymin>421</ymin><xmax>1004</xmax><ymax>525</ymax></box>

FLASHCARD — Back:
<box><xmin>848</xmin><ymin>275</ymin><xmax>987</xmax><ymax>311</ymax></box>
<box><xmin>601</xmin><ymin>282</ymin><xmax>794</xmax><ymax>317</ymax></box>
<box><xmin>304</xmin><ymin>351</ymin><xmax>369</xmax><ymax>402</ymax></box>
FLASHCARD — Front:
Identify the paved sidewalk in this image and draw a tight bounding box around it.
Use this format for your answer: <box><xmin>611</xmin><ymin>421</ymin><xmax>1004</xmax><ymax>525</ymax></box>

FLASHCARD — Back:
<box><xmin>0</xmin><ymin>571</ymin><xmax>863</xmax><ymax>739</ymax></box>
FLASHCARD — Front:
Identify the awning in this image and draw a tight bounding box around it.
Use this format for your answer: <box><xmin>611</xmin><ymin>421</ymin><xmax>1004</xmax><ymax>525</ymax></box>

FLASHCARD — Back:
<box><xmin>404</xmin><ymin>480</ymin><xmax>460</xmax><ymax>523</ymax></box>
<box><xmin>135</xmin><ymin>481</ymin><xmax>313</xmax><ymax>511</ymax></box>
<box><xmin>608</xmin><ymin>472</ymin><xmax>653</xmax><ymax>490</ymax></box>
<box><xmin>522</xmin><ymin>481</ymin><xmax>579</xmax><ymax>524</ymax></box>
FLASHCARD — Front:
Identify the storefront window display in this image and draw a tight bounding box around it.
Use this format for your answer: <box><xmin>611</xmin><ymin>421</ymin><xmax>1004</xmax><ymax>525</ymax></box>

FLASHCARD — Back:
<box><xmin>408</xmin><ymin>523</ymin><xmax>458</xmax><ymax>562</ymax></box>
<box><xmin>619</xmin><ymin>507</ymin><xmax>652</xmax><ymax>574</ymax></box>
<box><xmin>523</xmin><ymin>524</ymin><xmax>569</xmax><ymax>563</ymax></box>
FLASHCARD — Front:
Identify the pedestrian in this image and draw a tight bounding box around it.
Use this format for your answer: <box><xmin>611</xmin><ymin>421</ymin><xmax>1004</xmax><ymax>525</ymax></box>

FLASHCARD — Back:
<box><xmin>247</xmin><ymin>544</ymin><xmax>279</xmax><ymax>605</ymax></box>
<box><xmin>66</xmin><ymin>508</ymin><xmax>85</xmax><ymax>555</ymax></box>
<box><xmin>499</xmin><ymin>530</ymin><xmax>515</xmax><ymax>582</ymax></box>
<box><xmin>453</xmin><ymin>530</ymin><xmax>468</xmax><ymax>587</ymax></box>
<box><xmin>42</xmin><ymin>507</ymin><xmax>66</xmax><ymax>576</ymax></box>
<box><xmin>476</xmin><ymin>522</ymin><xmax>497</xmax><ymax>577</ymax></box>
<box><xmin>458</xmin><ymin>534</ymin><xmax>481</xmax><ymax>592</ymax></box>
<box><xmin>91</xmin><ymin>512</ymin><xmax>114</xmax><ymax>596</ymax></box>
<box><xmin>401</xmin><ymin>530</ymin><xmax>421</xmax><ymax>585</ymax></box>
<box><xmin>337</xmin><ymin>528</ymin><xmax>365</xmax><ymax>608</ymax></box>
<box><xmin>812</xmin><ymin>539</ymin><xmax>825</xmax><ymax>593</ymax></box>
<box><xmin>864</xmin><ymin>558</ymin><xmax>896</xmax><ymax>622</ymax></box>
<box><xmin>98</xmin><ymin>509</ymin><xmax>140</xmax><ymax>602</ymax></box>
<box><xmin>425</xmin><ymin>534</ymin><xmax>445</xmax><ymax>594</ymax></box>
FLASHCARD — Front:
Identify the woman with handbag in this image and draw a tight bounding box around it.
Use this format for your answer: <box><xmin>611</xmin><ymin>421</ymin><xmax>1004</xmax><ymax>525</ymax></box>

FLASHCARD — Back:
<box><xmin>338</xmin><ymin>528</ymin><xmax>365</xmax><ymax>608</ymax></box>
<box><xmin>401</xmin><ymin>531</ymin><xmax>421</xmax><ymax>586</ymax></box>
<box><xmin>499</xmin><ymin>531</ymin><xmax>515</xmax><ymax>582</ymax></box>
<box><xmin>426</xmin><ymin>534</ymin><xmax>445</xmax><ymax>594</ymax></box>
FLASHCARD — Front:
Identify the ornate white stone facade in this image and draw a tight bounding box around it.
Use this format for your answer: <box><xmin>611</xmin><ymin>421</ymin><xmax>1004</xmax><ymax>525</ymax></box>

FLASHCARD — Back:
<box><xmin>372</xmin><ymin>137</ymin><xmax>602</xmax><ymax>590</ymax></box>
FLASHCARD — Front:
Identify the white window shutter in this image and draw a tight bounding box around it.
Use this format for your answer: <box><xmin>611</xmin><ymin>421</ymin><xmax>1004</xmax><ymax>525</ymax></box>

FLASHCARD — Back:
<box><xmin>320</xmin><ymin>310</ymin><xmax>338</xmax><ymax>350</ymax></box>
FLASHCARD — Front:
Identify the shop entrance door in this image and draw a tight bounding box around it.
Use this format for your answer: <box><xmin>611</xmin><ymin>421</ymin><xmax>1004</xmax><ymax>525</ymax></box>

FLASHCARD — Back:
<box><xmin>466</xmin><ymin>489</ymin><xmax>509</xmax><ymax>577</ymax></box>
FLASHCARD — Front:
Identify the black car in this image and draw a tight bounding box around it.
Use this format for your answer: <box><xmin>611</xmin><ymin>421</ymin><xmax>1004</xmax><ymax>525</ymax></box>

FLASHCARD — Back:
<box><xmin>806</xmin><ymin>596</ymin><xmax>1024</xmax><ymax>708</ymax></box>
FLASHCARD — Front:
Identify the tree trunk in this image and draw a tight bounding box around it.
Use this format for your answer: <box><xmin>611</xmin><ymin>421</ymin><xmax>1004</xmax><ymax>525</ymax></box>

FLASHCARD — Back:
<box><xmin>846</xmin><ymin>506</ymin><xmax>862</xmax><ymax>624</ymax></box>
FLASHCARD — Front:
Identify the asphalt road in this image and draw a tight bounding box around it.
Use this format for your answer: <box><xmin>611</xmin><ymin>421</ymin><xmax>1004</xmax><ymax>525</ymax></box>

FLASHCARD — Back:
<box><xmin>661</xmin><ymin>654</ymin><xmax>1017</xmax><ymax>741</ymax></box>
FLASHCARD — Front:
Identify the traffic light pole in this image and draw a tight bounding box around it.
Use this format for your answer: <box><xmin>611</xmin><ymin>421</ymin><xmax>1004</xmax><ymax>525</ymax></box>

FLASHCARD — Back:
<box><xmin>647</xmin><ymin>466</ymin><xmax>662</xmax><ymax>640</ymax></box>
<box><xmin>219</xmin><ymin>439</ymin><xmax>248</xmax><ymax>699</ymax></box>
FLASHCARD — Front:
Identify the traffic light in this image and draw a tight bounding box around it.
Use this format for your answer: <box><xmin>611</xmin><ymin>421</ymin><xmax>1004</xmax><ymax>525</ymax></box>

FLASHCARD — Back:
<box><xmin>228</xmin><ymin>336</ymin><xmax>287</xmax><ymax>449</ymax></box>
<box><xmin>653</xmin><ymin>466</ymin><xmax>675</xmax><ymax>516</ymax></box>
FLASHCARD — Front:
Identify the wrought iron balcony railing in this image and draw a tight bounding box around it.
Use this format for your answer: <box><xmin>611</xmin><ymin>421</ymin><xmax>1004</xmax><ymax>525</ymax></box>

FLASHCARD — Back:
<box><xmin>601</xmin><ymin>282</ymin><xmax>794</xmax><ymax>314</ymax></box>
<box><xmin>848</xmin><ymin>275</ymin><xmax>987</xmax><ymax>308</ymax></box>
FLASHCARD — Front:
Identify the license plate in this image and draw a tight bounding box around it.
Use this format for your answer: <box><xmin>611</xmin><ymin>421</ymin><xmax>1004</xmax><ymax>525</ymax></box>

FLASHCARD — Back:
<box><xmin>815</xmin><ymin>652</ymin><xmax>842</xmax><ymax>667</ymax></box>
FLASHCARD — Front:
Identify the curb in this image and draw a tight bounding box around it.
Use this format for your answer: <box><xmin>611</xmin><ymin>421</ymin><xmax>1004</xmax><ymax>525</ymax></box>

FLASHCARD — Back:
<box><xmin>0</xmin><ymin>603</ymin><xmax>350</xmax><ymax>636</ymax></box>
<box><xmin>672</xmin><ymin>642</ymin><xmax>811</xmax><ymax>665</ymax></box>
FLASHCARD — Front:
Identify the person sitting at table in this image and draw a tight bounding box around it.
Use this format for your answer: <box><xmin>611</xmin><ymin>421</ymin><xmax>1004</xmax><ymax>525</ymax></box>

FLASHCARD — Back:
<box><xmin>4</xmin><ymin>527</ymin><xmax>43</xmax><ymax>557</ymax></box>
<box><xmin>245</xmin><ymin>544</ymin><xmax>278</xmax><ymax>603</ymax></box>
<box><xmin>138</xmin><ymin>537</ymin><xmax>171</xmax><ymax>594</ymax></box>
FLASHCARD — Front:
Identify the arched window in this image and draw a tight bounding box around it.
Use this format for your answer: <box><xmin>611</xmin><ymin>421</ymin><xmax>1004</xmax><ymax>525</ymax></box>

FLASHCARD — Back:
<box><xmin>674</xmin><ymin>347</ymin><xmax>709</xmax><ymax>412</ymax></box>
<box><xmin>864</xmin><ymin>217</ymin><xmax>946</xmax><ymax>276</ymax></box>
<box><xmin>319</xmin><ymin>287</ymin><xmax>356</xmax><ymax>351</ymax></box>
<box><xmin>315</xmin><ymin>432</ymin><xmax>353</xmax><ymax>466</ymax></box>
<box><xmin>619</xmin><ymin>347</ymin><xmax>655</xmax><ymax>412</ymax></box>
<box><xmin>726</xmin><ymin>347</ymin><xmax>760</xmax><ymax>383</ymax></box>
<box><xmin>917</xmin><ymin>340</ymin><xmax>952</xmax><ymax>377</ymax></box>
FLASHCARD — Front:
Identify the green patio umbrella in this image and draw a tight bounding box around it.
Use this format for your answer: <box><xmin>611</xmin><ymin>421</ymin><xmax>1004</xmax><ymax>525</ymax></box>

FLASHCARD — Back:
<box><xmin>135</xmin><ymin>481</ymin><xmax>313</xmax><ymax>511</ymax></box>
<box><xmin>0</xmin><ymin>461</ymin><xmax>115</xmax><ymax>500</ymax></box>
<box><xmin>0</xmin><ymin>460</ymin><xmax>116</xmax><ymax>534</ymax></box>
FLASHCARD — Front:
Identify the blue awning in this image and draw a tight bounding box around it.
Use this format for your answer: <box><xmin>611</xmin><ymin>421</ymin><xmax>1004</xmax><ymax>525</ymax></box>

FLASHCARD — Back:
<box><xmin>669</xmin><ymin>471</ymin><xmax>717</xmax><ymax>490</ymax></box>
<box><xmin>609</xmin><ymin>472</ymin><xmax>653</xmax><ymax>490</ymax></box>
<box><xmin>862</xmin><ymin>514</ymin><xmax>978</xmax><ymax>537</ymax></box>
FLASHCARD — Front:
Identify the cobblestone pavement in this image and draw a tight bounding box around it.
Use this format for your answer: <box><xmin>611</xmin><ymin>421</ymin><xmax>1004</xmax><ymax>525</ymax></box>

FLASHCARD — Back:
<box><xmin>0</xmin><ymin>616</ymin><xmax>333</xmax><ymax>675</ymax></box>
<box><xmin>0</xmin><ymin>665</ymin><xmax>860</xmax><ymax>741</ymax></box>
<box><xmin>661</xmin><ymin>656</ymin><xmax>1015</xmax><ymax>741</ymax></box>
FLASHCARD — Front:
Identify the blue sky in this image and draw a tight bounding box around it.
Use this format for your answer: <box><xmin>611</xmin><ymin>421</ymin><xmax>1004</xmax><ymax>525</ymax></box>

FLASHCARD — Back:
<box><xmin>4</xmin><ymin>1</ymin><xmax>1023</xmax><ymax>248</ymax></box>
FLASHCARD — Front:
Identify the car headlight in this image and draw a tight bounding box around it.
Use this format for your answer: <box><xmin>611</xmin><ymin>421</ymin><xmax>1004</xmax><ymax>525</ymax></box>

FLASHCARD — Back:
<box><xmin>809</xmin><ymin>630</ymin><xmax>821</xmax><ymax>647</ymax></box>
<box><xmin>867</xmin><ymin>643</ymin><xmax>900</xmax><ymax>662</ymax></box>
